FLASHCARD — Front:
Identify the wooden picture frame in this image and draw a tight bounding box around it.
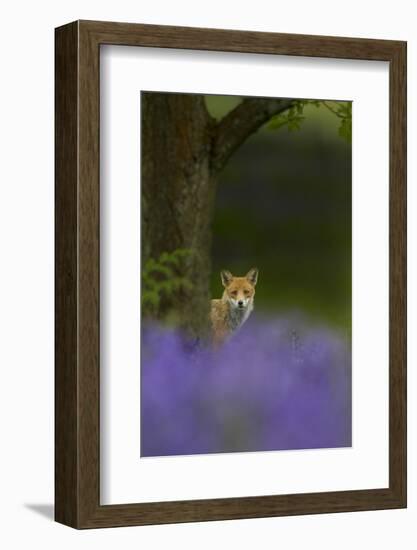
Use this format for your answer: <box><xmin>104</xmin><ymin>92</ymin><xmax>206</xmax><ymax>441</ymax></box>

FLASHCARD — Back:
<box><xmin>55</xmin><ymin>20</ymin><xmax>407</xmax><ymax>529</ymax></box>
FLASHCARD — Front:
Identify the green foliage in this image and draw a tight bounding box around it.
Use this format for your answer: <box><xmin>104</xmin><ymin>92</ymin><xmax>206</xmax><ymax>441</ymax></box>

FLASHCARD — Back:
<box><xmin>268</xmin><ymin>99</ymin><xmax>352</xmax><ymax>142</ymax></box>
<box><xmin>321</xmin><ymin>101</ymin><xmax>352</xmax><ymax>142</ymax></box>
<box><xmin>142</xmin><ymin>248</ymin><xmax>193</xmax><ymax>317</ymax></box>
<box><xmin>268</xmin><ymin>101</ymin><xmax>306</xmax><ymax>132</ymax></box>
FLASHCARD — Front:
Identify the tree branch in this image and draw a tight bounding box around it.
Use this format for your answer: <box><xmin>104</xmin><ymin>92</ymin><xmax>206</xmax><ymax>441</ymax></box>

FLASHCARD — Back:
<box><xmin>210</xmin><ymin>97</ymin><xmax>295</xmax><ymax>173</ymax></box>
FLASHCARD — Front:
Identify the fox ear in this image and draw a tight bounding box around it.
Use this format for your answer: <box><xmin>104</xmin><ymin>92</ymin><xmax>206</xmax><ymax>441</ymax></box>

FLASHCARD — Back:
<box><xmin>246</xmin><ymin>267</ymin><xmax>259</xmax><ymax>286</ymax></box>
<box><xmin>221</xmin><ymin>270</ymin><xmax>233</xmax><ymax>287</ymax></box>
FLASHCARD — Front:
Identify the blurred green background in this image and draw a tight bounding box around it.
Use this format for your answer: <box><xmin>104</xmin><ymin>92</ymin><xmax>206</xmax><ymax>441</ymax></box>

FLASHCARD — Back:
<box><xmin>206</xmin><ymin>95</ymin><xmax>352</xmax><ymax>333</ymax></box>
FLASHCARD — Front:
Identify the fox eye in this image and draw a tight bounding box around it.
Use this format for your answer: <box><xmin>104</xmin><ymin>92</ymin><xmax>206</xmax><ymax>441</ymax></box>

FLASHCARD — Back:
<box><xmin>244</xmin><ymin>290</ymin><xmax>250</xmax><ymax>295</ymax></box>
<box><xmin>231</xmin><ymin>290</ymin><xmax>237</xmax><ymax>297</ymax></box>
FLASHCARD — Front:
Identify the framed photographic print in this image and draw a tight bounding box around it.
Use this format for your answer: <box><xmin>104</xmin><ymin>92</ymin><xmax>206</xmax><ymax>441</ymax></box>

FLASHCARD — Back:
<box><xmin>55</xmin><ymin>20</ymin><xmax>407</xmax><ymax>528</ymax></box>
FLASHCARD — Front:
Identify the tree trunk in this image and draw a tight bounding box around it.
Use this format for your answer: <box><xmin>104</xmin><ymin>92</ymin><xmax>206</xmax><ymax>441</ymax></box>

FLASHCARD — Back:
<box><xmin>141</xmin><ymin>92</ymin><xmax>216</xmax><ymax>337</ymax></box>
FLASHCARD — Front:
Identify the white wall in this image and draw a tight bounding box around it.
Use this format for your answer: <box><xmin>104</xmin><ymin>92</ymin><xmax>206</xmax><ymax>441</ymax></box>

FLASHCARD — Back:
<box><xmin>0</xmin><ymin>0</ymin><xmax>414</xmax><ymax>547</ymax></box>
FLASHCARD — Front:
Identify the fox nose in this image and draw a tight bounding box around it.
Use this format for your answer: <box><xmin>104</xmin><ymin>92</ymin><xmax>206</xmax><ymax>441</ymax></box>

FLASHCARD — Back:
<box><xmin>238</xmin><ymin>300</ymin><xmax>244</xmax><ymax>307</ymax></box>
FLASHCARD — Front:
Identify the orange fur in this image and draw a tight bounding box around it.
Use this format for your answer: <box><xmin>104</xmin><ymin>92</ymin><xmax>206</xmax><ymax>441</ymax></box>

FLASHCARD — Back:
<box><xmin>210</xmin><ymin>268</ymin><xmax>258</xmax><ymax>348</ymax></box>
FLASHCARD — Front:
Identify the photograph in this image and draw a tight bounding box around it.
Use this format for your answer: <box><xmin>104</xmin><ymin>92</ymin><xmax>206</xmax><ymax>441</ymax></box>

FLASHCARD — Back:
<box><xmin>140</xmin><ymin>91</ymin><xmax>352</xmax><ymax>457</ymax></box>
<box><xmin>0</xmin><ymin>0</ymin><xmax>409</xmax><ymax>537</ymax></box>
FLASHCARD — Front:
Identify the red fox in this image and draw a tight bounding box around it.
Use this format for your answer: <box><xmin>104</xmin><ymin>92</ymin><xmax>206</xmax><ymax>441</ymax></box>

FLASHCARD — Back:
<box><xmin>210</xmin><ymin>268</ymin><xmax>258</xmax><ymax>348</ymax></box>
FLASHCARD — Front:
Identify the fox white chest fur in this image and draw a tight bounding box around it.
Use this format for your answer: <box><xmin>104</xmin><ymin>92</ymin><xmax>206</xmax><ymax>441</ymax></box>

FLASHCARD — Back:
<box><xmin>227</xmin><ymin>299</ymin><xmax>253</xmax><ymax>331</ymax></box>
<box><xmin>210</xmin><ymin>268</ymin><xmax>258</xmax><ymax>348</ymax></box>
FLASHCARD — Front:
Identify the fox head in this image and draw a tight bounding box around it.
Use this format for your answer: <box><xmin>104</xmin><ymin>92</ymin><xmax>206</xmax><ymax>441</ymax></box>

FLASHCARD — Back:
<box><xmin>220</xmin><ymin>268</ymin><xmax>259</xmax><ymax>311</ymax></box>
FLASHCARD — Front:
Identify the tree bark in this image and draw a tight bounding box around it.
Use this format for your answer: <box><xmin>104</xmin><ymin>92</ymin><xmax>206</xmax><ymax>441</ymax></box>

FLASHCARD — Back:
<box><xmin>141</xmin><ymin>92</ymin><xmax>216</xmax><ymax>337</ymax></box>
<box><xmin>211</xmin><ymin>97</ymin><xmax>294</xmax><ymax>172</ymax></box>
<box><xmin>142</xmin><ymin>93</ymin><xmax>294</xmax><ymax>337</ymax></box>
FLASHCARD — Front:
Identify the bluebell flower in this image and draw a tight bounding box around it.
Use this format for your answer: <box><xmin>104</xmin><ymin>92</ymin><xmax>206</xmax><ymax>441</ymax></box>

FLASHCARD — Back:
<box><xmin>141</xmin><ymin>315</ymin><xmax>351</xmax><ymax>457</ymax></box>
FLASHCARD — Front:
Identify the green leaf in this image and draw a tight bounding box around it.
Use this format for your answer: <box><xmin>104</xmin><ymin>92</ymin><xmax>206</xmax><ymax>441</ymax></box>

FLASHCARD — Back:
<box><xmin>338</xmin><ymin>118</ymin><xmax>352</xmax><ymax>142</ymax></box>
<box><xmin>142</xmin><ymin>290</ymin><xmax>160</xmax><ymax>308</ymax></box>
<box><xmin>141</xmin><ymin>248</ymin><xmax>194</xmax><ymax>317</ymax></box>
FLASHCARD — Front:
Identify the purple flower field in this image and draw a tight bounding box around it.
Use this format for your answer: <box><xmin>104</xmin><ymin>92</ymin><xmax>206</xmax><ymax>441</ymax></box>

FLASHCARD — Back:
<box><xmin>141</xmin><ymin>316</ymin><xmax>351</xmax><ymax>457</ymax></box>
